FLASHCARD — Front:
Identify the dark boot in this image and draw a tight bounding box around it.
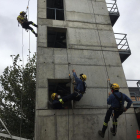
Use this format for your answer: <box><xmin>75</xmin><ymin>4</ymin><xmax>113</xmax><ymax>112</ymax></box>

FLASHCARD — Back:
<box><xmin>32</xmin><ymin>23</ymin><xmax>38</xmax><ymax>28</ymax></box>
<box><xmin>98</xmin><ymin>130</ymin><xmax>104</xmax><ymax>138</ymax></box>
<box><xmin>110</xmin><ymin>127</ymin><xmax>116</xmax><ymax>136</ymax></box>
<box><xmin>35</xmin><ymin>33</ymin><xmax>38</xmax><ymax>37</ymax></box>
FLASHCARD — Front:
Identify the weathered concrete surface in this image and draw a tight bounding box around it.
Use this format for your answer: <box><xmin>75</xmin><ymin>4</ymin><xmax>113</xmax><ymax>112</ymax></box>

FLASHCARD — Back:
<box><xmin>35</xmin><ymin>109</ymin><xmax>139</xmax><ymax>140</ymax></box>
<box><xmin>74</xmin><ymin>88</ymin><xmax>108</xmax><ymax>108</ymax></box>
<box><xmin>66</xmin><ymin>11</ymin><xmax>96</xmax><ymax>23</ymax></box>
<box><xmin>36</xmin><ymin>88</ymin><xmax>48</xmax><ymax>109</ymax></box>
<box><xmin>36</xmin><ymin>0</ymin><xmax>138</xmax><ymax>139</ymax></box>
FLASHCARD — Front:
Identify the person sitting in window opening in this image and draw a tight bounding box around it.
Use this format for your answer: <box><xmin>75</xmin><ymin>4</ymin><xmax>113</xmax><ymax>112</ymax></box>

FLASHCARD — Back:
<box><xmin>17</xmin><ymin>11</ymin><xmax>38</xmax><ymax>37</ymax></box>
<box><xmin>51</xmin><ymin>69</ymin><xmax>87</xmax><ymax>107</ymax></box>
<box><xmin>98</xmin><ymin>83</ymin><xmax>133</xmax><ymax>138</ymax></box>
<box><xmin>51</xmin><ymin>93</ymin><xmax>68</xmax><ymax>109</ymax></box>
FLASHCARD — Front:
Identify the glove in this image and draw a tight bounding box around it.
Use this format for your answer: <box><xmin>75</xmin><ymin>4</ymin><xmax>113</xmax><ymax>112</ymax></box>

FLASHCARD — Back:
<box><xmin>59</xmin><ymin>99</ymin><xmax>64</xmax><ymax>104</ymax></box>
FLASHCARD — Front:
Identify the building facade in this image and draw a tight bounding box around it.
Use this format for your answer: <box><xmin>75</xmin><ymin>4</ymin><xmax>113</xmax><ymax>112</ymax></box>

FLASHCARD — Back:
<box><xmin>35</xmin><ymin>0</ymin><xmax>139</xmax><ymax>139</ymax></box>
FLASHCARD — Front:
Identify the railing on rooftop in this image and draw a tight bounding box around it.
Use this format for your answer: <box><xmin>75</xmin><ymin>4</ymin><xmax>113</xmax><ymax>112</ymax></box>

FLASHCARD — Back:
<box><xmin>127</xmin><ymin>80</ymin><xmax>140</xmax><ymax>107</ymax></box>
<box><xmin>106</xmin><ymin>0</ymin><xmax>119</xmax><ymax>15</ymax></box>
<box><xmin>130</xmin><ymin>92</ymin><xmax>140</xmax><ymax>101</ymax></box>
<box><xmin>114</xmin><ymin>33</ymin><xmax>130</xmax><ymax>52</ymax></box>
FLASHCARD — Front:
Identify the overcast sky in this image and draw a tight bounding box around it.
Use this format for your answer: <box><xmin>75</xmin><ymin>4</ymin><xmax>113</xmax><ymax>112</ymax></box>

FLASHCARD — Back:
<box><xmin>0</xmin><ymin>0</ymin><xmax>140</xmax><ymax>88</ymax></box>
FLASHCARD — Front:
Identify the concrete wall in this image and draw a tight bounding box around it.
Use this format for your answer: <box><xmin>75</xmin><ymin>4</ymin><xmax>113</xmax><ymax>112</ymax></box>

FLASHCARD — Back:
<box><xmin>36</xmin><ymin>0</ymin><xmax>139</xmax><ymax>139</ymax></box>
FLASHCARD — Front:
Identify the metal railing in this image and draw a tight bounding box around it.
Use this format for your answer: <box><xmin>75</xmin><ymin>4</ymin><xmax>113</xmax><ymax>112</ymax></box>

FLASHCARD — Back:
<box><xmin>127</xmin><ymin>80</ymin><xmax>140</xmax><ymax>103</ymax></box>
<box><xmin>47</xmin><ymin>7</ymin><xmax>64</xmax><ymax>20</ymax></box>
<box><xmin>106</xmin><ymin>0</ymin><xmax>119</xmax><ymax>14</ymax></box>
<box><xmin>114</xmin><ymin>33</ymin><xmax>130</xmax><ymax>51</ymax></box>
<box><xmin>130</xmin><ymin>92</ymin><xmax>140</xmax><ymax>101</ymax></box>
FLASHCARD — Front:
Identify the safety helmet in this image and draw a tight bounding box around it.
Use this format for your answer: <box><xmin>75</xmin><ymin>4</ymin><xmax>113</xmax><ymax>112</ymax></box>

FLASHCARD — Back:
<box><xmin>51</xmin><ymin>93</ymin><xmax>57</xmax><ymax>100</ymax></box>
<box><xmin>20</xmin><ymin>11</ymin><xmax>26</xmax><ymax>15</ymax></box>
<box><xmin>110</xmin><ymin>83</ymin><xmax>120</xmax><ymax>90</ymax></box>
<box><xmin>80</xmin><ymin>74</ymin><xmax>87</xmax><ymax>81</ymax></box>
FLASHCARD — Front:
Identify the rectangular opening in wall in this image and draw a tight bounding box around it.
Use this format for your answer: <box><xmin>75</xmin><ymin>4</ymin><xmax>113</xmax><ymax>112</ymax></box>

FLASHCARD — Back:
<box><xmin>47</xmin><ymin>0</ymin><xmax>64</xmax><ymax>20</ymax></box>
<box><xmin>48</xmin><ymin>79</ymin><xmax>72</xmax><ymax>109</ymax></box>
<box><xmin>47</xmin><ymin>27</ymin><xmax>67</xmax><ymax>48</ymax></box>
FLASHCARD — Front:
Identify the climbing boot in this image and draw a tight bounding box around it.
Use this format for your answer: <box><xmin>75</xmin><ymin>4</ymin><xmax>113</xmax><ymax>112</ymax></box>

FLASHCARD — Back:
<box><xmin>35</xmin><ymin>33</ymin><xmax>38</xmax><ymax>37</ymax></box>
<box><xmin>34</xmin><ymin>24</ymin><xmax>38</xmax><ymax>28</ymax></box>
<box><xmin>110</xmin><ymin>128</ymin><xmax>116</xmax><ymax>136</ymax></box>
<box><xmin>98</xmin><ymin>130</ymin><xmax>104</xmax><ymax>138</ymax></box>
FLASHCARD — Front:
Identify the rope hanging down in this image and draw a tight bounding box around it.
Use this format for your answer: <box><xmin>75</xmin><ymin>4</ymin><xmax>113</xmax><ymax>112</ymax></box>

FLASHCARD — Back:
<box><xmin>87</xmin><ymin>1</ymin><xmax>112</xmax><ymax>110</ymax></box>
<box><xmin>26</xmin><ymin>0</ymin><xmax>31</xmax><ymax>60</ymax></box>
<box><xmin>20</xmin><ymin>0</ymin><xmax>31</xmax><ymax>139</ymax></box>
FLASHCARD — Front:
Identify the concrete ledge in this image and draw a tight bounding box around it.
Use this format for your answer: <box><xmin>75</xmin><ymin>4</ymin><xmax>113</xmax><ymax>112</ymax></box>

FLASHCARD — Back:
<box><xmin>66</xmin><ymin>11</ymin><xmax>95</xmax><ymax>23</ymax></box>
<box><xmin>38</xmin><ymin>19</ymin><xmax>113</xmax><ymax>31</ymax></box>
<box><xmin>69</xmin><ymin>45</ymin><xmax>118</xmax><ymax>51</ymax></box>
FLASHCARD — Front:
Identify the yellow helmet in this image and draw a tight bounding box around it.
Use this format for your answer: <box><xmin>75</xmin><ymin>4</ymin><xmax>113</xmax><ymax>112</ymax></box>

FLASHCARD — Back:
<box><xmin>80</xmin><ymin>74</ymin><xmax>87</xmax><ymax>81</ymax></box>
<box><xmin>20</xmin><ymin>11</ymin><xmax>26</xmax><ymax>15</ymax></box>
<box><xmin>110</xmin><ymin>83</ymin><xmax>120</xmax><ymax>90</ymax></box>
<box><xmin>51</xmin><ymin>93</ymin><xmax>57</xmax><ymax>100</ymax></box>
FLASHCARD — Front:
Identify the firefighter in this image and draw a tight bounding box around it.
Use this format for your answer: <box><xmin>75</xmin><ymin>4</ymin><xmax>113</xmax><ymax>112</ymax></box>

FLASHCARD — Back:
<box><xmin>51</xmin><ymin>93</ymin><xmax>65</xmax><ymax>109</ymax></box>
<box><xmin>58</xmin><ymin>69</ymin><xmax>87</xmax><ymax>104</ymax></box>
<box><xmin>98</xmin><ymin>83</ymin><xmax>133</xmax><ymax>138</ymax></box>
<box><xmin>17</xmin><ymin>11</ymin><xmax>38</xmax><ymax>37</ymax></box>
<box><xmin>51</xmin><ymin>69</ymin><xmax>87</xmax><ymax>108</ymax></box>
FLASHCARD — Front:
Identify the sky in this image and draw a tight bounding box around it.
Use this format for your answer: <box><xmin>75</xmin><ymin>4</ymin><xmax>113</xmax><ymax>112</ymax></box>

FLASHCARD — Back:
<box><xmin>0</xmin><ymin>0</ymin><xmax>140</xmax><ymax>88</ymax></box>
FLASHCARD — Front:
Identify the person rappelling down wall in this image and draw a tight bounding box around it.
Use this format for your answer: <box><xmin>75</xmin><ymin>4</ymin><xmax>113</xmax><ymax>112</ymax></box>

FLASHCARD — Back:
<box><xmin>98</xmin><ymin>83</ymin><xmax>133</xmax><ymax>138</ymax></box>
<box><xmin>51</xmin><ymin>69</ymin><xmax>87</xmax><ymax>109</ymax></box>
<box><xmin>17</xmin><ymin>11</ymin><xmax>38</xmax><ymax>37</ymax></box>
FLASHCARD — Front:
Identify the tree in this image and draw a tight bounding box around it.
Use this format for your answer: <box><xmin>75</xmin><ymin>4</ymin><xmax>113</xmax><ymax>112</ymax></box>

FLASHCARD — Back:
<box><xmin>0</xmin><ymin>54</ymin><xmax>36</xmax><ymax>139</ymax></box>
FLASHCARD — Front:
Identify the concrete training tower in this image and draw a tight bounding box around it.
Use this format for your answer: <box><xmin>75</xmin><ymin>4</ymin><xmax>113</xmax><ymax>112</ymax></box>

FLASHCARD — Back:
<box><xmin>35</xmin><ymin>0</ymin><xmax>139</xmax><ymax>139</ymax></box>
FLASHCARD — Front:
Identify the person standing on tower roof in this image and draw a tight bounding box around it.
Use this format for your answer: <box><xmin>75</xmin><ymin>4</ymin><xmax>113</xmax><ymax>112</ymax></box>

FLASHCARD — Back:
<box><xmin>17</xmin><ymin>11</ymin><xmax>38</xmax><ymax>37</ymax></box>
<box><xmin>98</xmin><ymin>83</ymin><xmax>133</xmax><ymax>138</ymax></box>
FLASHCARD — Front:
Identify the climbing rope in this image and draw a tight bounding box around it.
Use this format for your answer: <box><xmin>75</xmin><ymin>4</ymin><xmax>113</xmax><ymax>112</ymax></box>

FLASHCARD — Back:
<box><xmin>20</xmin><ymin>28</ymin><xmax>24</xmax><ymax>140</ymax></box>
<box><xmin>87</xmin><ymin>1</ymin><xmax>111</xmax><ymax>105</ymax></box>
<box><xmin>27</xmin><ymin>0</ymin><xmax>31</xmax><ymax>61</ymax></box>
<box><xmin>20</xmin><ymin>1</ymin><xmax>31</xmax><ymax>139</ymax></box>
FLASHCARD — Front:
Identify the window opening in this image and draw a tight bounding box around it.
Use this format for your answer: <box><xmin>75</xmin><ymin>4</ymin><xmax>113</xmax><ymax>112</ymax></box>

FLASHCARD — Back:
<box><xmin>47</xmin><ymin>27</ymin><xmax>67</xmax><ymax>48</ymax></box>
<box><xmin>47</xmin><ymin>0</ymin><xmax>64</xmax><ymax>20</ymax></box>
<box><xmin>48</xmin><ymin>79</ymin><xmax>72</xmax><ymax>109</ymax></box>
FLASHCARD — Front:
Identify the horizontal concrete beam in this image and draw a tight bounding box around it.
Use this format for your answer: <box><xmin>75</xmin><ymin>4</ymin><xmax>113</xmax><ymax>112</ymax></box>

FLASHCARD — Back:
<box><xmin>38</xmin><ymin>19</ymin><xmax>113</xmax><ymax>31</ymax></box>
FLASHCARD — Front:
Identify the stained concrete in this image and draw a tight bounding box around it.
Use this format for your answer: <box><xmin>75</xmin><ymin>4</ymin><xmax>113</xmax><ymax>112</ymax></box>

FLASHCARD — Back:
<box><xmin>36</xmin><ymin>109</ymin><xmax>139</xmax><ymax>140</ymax></box>
<box><xmin>36</xmin><ymin>0</ymin><xmax>139</xmax><ymax>139</ymax></box>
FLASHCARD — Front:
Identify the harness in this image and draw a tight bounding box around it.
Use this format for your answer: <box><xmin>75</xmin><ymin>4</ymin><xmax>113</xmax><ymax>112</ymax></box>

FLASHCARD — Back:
<box><xmin>74</xmin><ymin>82</ymin><xmax>87</xmax><ymax>98</ymax></box>
<box><xmin>112</xmin><ymin>92</ymin><xmax>124</xmax><ymax>112</ymax></box>
<box><xmin>17</xmin><ymin>15</ymin><xmax>28</xmax><ymax>25</ymax></box>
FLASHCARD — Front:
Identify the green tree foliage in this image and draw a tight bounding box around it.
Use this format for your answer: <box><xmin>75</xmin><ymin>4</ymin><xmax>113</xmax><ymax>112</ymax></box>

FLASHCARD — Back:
<box><xmin>0</xmin><ymin>54</ymin><xmax>36</xmax><ymax>139</ymax></box>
